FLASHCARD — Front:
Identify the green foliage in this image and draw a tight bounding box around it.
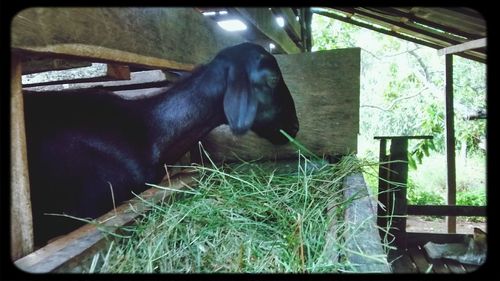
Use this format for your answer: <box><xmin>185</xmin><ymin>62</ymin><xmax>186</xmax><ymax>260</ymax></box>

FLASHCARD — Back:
<box><xmin>407</xmin><ymin>178</ymin><xmax>445</xmax><ymax>205</ymax></box>
<box><xmin>457</xmin><ymin>189</ymin><xmax>486</xmax><ymax>206</ymax></box>
<box><xmin>408</xmin><ymin>139</ymin><xmax>436</xmax><ymax>170</ymax></box>
<box><xmin>311</xmin><ymin>13</ymin><xmax>486</xmax><ymax>209</ymax></box>
<box><xmin>311</xmin><ymin>13</ymin><xmax>486</xmax><ymax>155</ymax></box>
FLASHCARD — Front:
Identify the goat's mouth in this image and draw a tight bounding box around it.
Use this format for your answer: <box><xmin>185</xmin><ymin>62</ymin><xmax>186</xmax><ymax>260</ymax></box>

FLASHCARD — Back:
<box><xmin>258</xmin><ymin>124</ymin><xmax>299</xmax><ymax>145</ymax></box>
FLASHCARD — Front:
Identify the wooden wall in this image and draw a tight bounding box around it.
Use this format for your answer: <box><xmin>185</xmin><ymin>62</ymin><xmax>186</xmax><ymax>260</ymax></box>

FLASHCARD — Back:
<box><xmin>199</xmin><ymin>48</ymin><xmax>361</xmax><ymax>162</ymax></box>
<box><xmin>12</xmin><ymin>8</ymin><xmax>245</xmax><ymax>70</ymax></box>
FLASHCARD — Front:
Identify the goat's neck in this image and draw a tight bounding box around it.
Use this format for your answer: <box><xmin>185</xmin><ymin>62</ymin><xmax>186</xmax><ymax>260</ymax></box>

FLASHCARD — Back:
<box><xmin>146</xmin><ymin>64</ymin><xmax>227</xmax><ymax>169</ymax></box>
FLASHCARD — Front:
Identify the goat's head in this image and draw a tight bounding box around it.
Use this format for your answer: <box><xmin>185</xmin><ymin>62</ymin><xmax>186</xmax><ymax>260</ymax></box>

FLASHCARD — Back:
<box><xmin>215</xmin><ymin>43</ymin><xmax>299</xmax><ymax>145</ymax></box>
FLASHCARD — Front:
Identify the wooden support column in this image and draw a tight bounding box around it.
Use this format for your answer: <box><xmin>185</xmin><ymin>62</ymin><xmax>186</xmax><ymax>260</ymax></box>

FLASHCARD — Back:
<box><xmin>376</xmin><ymin>139</ymin><xmax>388</xmax><ymax>237</ymax></box>
<box><xmin>11</xmin><ymin>55</ymin><xmax>34</xmax><ymax>260</ymax></box>
<box><xmin>389</xmin><ymin>138</ymin><xmax>409</xmax><ymax>249</ymax></box>
<box><xmin>445</xmin><ymin>54</ymin><xmax>457</xmax><ymax>234</ymax></box>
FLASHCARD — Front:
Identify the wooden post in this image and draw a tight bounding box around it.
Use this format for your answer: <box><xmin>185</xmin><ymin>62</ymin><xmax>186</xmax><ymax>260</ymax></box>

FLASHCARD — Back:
<box><xmin>376</xmin><ymin>139</ymin><xmax>388</xmax><ymax>236</ymax></box>
<box><xmin>389</xmin><ymin>138</ymin><xmax>408</xmax><ymax>249</ymax></box>
<box><xmin>445</xmin><ymin>54</ymin><xmax>457</xmax><ymax>234</ymax></box>
<box><xmin>11</xmin><ymin>54</ymin><xmax>34</xmax><ymax>260</ymax></box>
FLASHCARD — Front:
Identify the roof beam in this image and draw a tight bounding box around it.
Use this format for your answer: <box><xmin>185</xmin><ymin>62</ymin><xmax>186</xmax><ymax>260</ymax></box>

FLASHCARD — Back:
<box><xmin>373</xmin><ymin>7</ymin><xmax>482</xmax><ymax>40</ymax></box>
<box><xmin>437</xmin><ymin>38</ymin><xmax>486</xmax><ymax>56</ymax></box>
<box><xmin>313</xmin><ymin>9</ymin><xmax>485</xmax><ymax>63</ymax></box>
<box><xmin>334</xmin><ymin>7</ymin><xmax>466</xmax><ymax>45</ymax></box>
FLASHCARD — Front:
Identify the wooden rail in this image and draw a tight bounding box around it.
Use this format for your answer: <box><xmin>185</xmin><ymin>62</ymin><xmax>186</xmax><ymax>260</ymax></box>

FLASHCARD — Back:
<box><xmin>14</xmin><ymin>173</ymin><xmax>196</xmax><ymax>273</ymax></box>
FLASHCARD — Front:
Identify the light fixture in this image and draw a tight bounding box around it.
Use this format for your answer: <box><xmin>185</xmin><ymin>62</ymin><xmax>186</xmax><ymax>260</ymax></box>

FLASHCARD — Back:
<box><xmin>217</xmin><ymin>19</ymin><xmax>247</xmax><ymax>31</ymax></box>
<box><xmin>219</xmin><ymin>10</ymin><xmax>228</xmax><ymax>15</ymax></box>
<box><xmin>276</xmin><ymin>16</ymin><xmax>285</xmax><ymax>27</ymax></box>
<box><xmin>269</xmin><ymin>43</ymin><xmax>276</xmax><ymax>51</ymax></box>
<box><xmin>202</xmin><ymin>11</ymin><xmax>216</xmax><ymax>16</ymax></box>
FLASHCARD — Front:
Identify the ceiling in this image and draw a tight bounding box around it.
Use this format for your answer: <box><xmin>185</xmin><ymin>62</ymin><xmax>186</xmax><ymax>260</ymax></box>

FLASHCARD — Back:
<box><xmin>197</xmin><ymin>7</ymin><xmax>486</xmax><ymax>63</ymax></box>
<box><xmin>314</xmin><ymin>7</ymin><xmax>486</xmax><ymax>63</ymax></box>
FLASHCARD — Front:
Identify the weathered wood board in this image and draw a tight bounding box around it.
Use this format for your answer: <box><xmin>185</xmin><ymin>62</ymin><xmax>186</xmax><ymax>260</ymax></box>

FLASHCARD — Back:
<box><xmin>343</xmin><ymin>173</ymin><xmax>392</xmax><ymax>273</ymax></box>
<box><xmin>11</xmin><ymin>56</ymin><xmax>34</xmax><ymax>261</ymax></box>
<box><xmin>11</xmin><ymin>8</ymin><xmax>245</xmax><ymax>70</ymax></box>
<box><xmin>199</xmin><ymin>48</ymin><xmax>361</xmax><ymax>162</ymax></box>
<box><xmin>21</xmin><ymin>63</ymin><xmax>130</xmax><ymax>87</ymax></box>
<box><xmin>23</xmin><ymin>70</ymin><xmax>177</xmax><ymax>92</ymax></box>
<box><xmin>21</xmin><ymin>58</ymin><xmax>91</xmax><ymax>74</ymax></box>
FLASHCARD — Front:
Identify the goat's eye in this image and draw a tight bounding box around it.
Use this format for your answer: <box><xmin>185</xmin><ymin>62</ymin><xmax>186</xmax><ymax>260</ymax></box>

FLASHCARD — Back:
<box><xmin>266</xmin><ymin>75</ymin><xmax>279</xmax><ymax>89</ymax></box>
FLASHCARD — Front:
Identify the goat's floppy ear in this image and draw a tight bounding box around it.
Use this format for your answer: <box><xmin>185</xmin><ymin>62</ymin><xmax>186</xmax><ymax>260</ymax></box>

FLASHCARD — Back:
<box><xmin>223</xmin><ymin>65</ymin><xmax>258</xmax><ymax>135</ymax></box>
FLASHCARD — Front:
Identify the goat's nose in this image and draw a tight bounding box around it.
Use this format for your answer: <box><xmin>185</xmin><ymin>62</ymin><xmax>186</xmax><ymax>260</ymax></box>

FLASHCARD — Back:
<box><xmin>288</xmin><ymin>123</ymin><xmax>299</xmax><ymax>137</ymax></box>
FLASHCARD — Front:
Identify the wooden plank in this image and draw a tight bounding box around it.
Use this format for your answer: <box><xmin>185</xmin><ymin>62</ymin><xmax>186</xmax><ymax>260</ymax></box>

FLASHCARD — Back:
<box><xmin>427</xmin><ymin>256</ymin><xmax>451</xmax><ymax>273</ymax></box>
<box><xmin>377</xmin><ymin>139</ymin><xmax>388</xmax><ymax>234</ymax></box>
<box><xmin>445</xmin><ymin>54</ymin><xmax>457</xmax><ymax>234</ymax></box>
<box><xmin>21</xmin><ymin>63</ymin><xmax>130</xmax><ymax>87</ymax></box>
<box><xmin>376</xmin><ymin>8</ymin><xmax>482</xmax><ymax>40</ymax></box>
<box><xmin>22</xmin><ymin>58</ymin><xmax>91</xmax><ymax>74</ymax></box>
<box><xmin>11</xmin><ymin>55</ymin><xmax>35</xmax><ymax>261</ymax></box>
<box><xmin>14</xmin><ymin>173</ymin><xmax>196</xmax><ymax>272</ymax></box>
<box><xmin>12</xmin><ymin>8</ymin><xmax>245</xmax><ymax>70</ymax></box>
<box><xmin>406</xmin><ymin>232</ymin><xmax>469</xmax><ymax>247</ymax></box>
<box><xmin>199</xmin><ymin>48</ymin><xmax>360</xmax><ymax>162</ymax></box>
<box><xmin>388</xmin><ymin>249</ymin><xmax>417</xmax><ymax>273</ymax></box>
<box><xmin>407</xmin><ymin>205</ymin><xmax>486</xmax><ymax>217</ymax></box>
<box><xmin>438</xmin><ymin>38</ymin><xmax>486</xmax><ymax>56</ymax></box>
<box><xmin>23</xmin><ymin>70</ymin><xmax>178</xmax><ymax>92</ymax></box>
<box><xmin>444</xmin><ymin>259</ymin><xmax>467</xmax><ymax>273</ymax></box>
<box><xmin>336</xmin><ymin>7</ymin><xmax>465</xmax><ymax>46</ymax></box>
<box><xmin>374</xmin><ymin>135</ymin><xmax>433</xmax><ymax>140</ymax></box>
<box><xmin>343</xmin><ymin>173</ymin><xmax>391</xmax><ymax>272</ymax></box>
<box><xmin>234</xmin><ymin>8</ymin><xmax>301</xmax><ymax>54</ymax></box>
<box><xmin>408</xmin><ymin>246</ymin><xmax>433</xmax><ymax>273</ymax></box>
<box><xmin>312</xmin><ymin>9</ymin><xmax>485</xmax><ymax>64</ymax></box>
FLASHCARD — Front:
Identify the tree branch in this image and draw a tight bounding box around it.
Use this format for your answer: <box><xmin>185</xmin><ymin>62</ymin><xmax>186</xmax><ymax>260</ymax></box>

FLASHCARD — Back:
<box><xmin>361</xmin><ymin>87</ymin><xmax>428</xmax><ymax>112</ymax></box>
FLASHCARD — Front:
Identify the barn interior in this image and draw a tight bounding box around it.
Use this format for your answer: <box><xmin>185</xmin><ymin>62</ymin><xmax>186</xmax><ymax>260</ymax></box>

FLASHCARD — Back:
<box><xmin>10</xmin><ymin>7</ymin><xmax>487</xmax><ymax>273</ymax></box>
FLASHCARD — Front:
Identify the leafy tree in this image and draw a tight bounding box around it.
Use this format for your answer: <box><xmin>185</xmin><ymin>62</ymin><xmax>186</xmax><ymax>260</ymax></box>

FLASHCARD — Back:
<box><xmin>311</xmin><ymin>13</ymin><xmax>486</xmax><ymax>161</ymax></box>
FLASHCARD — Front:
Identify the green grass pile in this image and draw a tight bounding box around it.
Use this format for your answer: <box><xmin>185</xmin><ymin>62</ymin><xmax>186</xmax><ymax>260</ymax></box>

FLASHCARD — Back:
<box><xmin>83</xmin><ymin>129</ymin><xmax>384</xmax><ymax>274</ymax></box>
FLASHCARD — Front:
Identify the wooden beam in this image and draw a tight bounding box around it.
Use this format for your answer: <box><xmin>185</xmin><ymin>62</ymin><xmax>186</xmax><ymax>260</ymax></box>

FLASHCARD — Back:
<box><xmin>389</xmin><ymin>139</ymin><xmax>409</xmax><ymax>248</ymax></box>
<box><xmin>445</xmin><ymin>54</ymin><xmax>457</xmax><ymax>234</ymax></box>
<box><xmin>376</xmin><ymin>138</ymin><xmax>388</xmax><ymax>236</ymax></box>
<box><xmin>336</xmin><ymin>7</ymin><xmax>465</xmax><ymax>46</ymax></box>
<box><xmin>21</xmin><ymin>63</ymin><xmax>130</xmax><ymax>87</ymax></box>
<box><xmin>312</xmin><ymin>9</ymin><xmax>485</xmax><ymax>64</ymax></box>
<box><xmin>234</xmin><ymin>8</ymin><xmax>301</xmax><ymax>54</ymax></box>
<box><xmin>437</xmin><ymin>38</ymin><xmax>486</xmax><ymax>56</ymax></box>
<box><xmin>22</xmin><ymin>58</ymin><xmax>92</xmax><ymax>75</ymax></box>
<box><xmin>407</xmin><ymin>205</ymin><xmax>486</xmax><ymax>217</ymax></box>
<box><xmin>11</xmin><ymin>8</ymin><xmax>245</xmax><ymax>70</ymax></box>
<box><xmin>406</xmin><ymin>232</ymin><xmax>470</xmax><ymax>247</ymax></box>
<box><xmin>14</xmin><ymin>173</ymin><xmax>196</xmax><ymax>272</ymax></box>
<box><xmin>11</xmin><ymin>55</ymin><xmax>34</xmax><ymax>261</ymax></box>
<box><xmin>273</xmin><ymin>8</ymin><xmax>301</xmax><ymax>42</ymax></box>
<box><xmin>23</xmin><ymin>69</ymin><xmax>178</xmax><ymax>92</ymax></box>
<box><xmin>343</xmin><ymin>173</ymin><xmax>391</xmax><ymax>273</ymax></box>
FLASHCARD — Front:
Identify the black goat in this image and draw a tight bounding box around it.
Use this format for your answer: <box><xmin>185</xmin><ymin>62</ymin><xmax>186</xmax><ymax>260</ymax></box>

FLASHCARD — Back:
<box><xmin>24</xmin><ymin>43</ymin><xmax>299</xmax><ymax>245</ymax></box>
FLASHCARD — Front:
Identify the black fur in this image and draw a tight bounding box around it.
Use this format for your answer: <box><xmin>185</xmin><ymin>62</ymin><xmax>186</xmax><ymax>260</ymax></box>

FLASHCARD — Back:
<box><xmin>24</xmin><ymin>43</ymin><xmax>299</xmax><ymax>245</ymax></box>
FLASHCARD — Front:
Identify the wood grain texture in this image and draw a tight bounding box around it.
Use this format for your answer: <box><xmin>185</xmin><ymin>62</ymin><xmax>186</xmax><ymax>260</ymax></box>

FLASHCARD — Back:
<box><xmin>23</xmin><ymin>70</ymin><xmax>176</xmax><ymax>92</ymax></box>
<box><xmin>11</xmin><ymin>55</ymin><xmax>34</xmax><ymax>261</ymax></box>
<box><xmin>343</xmin><ymin>173</ymin><xmax>391</xmax><ymax>273</ymax></box>
<box><xmin>12</xmin><ymin>8</ymin><xmax>245</xmax><ymax>70</ymax></box>
<box><xmin>21</xmin><ymin>63</ymin><xmax>130</xmax><ymax>87</ymax></box>
<box><xmin>22</xmin><ymin>58</ymin><xmax>91</xmax><ymax>74</ymax></box>
<box><xmin>199</xmin><ymin>48</ymin><xmax>361</xmax><ymax>163</ymax></box>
